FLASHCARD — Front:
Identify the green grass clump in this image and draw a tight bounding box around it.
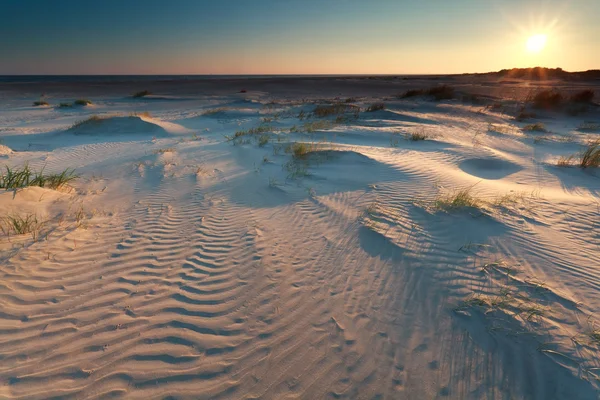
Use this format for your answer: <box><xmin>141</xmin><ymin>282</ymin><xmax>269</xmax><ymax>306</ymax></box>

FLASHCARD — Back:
<box><xmin>33</xmin><ymin>101</ymin><xmax>49</xmax><ymax>106</ymax></box>
<box><xmin>45</xmin><ymin>169</ymin><xmax>78</xmax><ymax>189</ymax></box>
<box><xmin>433</xmin><ymin>187</ymin><xmax>482</xmax><ymax>211</ymax></box>
<box><xmin>59</xmin><ymin>102</ymin><xmax>73</xmax><ymax>108</ymax></box>
<box><xmin>365</xmin><ymin>102</ymin><xmax>385</xmax><ymax>112</ymax></box>
<box><xmin>132</xmin><ymin>90</ymin><xmax>151</xmax><ymax>98</ymax></box>
<box><xmin>523</xmin><ymin>123</ymin><xmax>546</xmax><ymax>132</ymax></box>
<box><xmin>74</xmin><ymin>99</ymin><xmax>92</xmax><ymax>106</ymax></box>
<box><xmin>0</xmin><ymin>164</ymin><xmax>77</xmax><ymax>190</ymax></box>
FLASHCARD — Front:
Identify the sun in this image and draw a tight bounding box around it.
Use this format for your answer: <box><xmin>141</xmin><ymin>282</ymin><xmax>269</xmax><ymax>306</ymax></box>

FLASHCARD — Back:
<box><xmin>526</xmin><ymin>34</ymin><xmax>547</xmax><ymax>53</ymax></box>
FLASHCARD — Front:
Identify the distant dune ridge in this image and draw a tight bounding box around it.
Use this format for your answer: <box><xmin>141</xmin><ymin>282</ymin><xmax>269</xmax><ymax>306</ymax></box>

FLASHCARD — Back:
<box><xmin>0</xmin><ymin>75</ymin><xmax>599</xmax><ymax>399</ymax></box>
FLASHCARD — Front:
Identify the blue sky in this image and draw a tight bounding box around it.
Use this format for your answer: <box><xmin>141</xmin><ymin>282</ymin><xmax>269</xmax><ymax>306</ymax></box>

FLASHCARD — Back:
<box><xmin>1</xmin><ymin>0</ymin><xmax>598</xmax><ymax>74</ymax></box>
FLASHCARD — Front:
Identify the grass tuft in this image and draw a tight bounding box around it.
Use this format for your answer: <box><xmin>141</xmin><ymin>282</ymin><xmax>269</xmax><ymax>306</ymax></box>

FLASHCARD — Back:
<box><xmin>153</xmin><ymin>148</ymin><xmax>175</xmax><ymax>154</ymax></box>
<box><xmin>400</xmin><ymin>89</ymin><xmax>425</xmax><ymax>98</ymax></box>
<box><xmin>523</xmin><ymin>123</ymin><xmax>546</xmax><ymax>132</ymax></box>
<box><xmin>529</xmin><ymin>89</ymin><xmax>563</xmax><ymax>109</ymax></box>
<box><xmin>313</xmin><ymin>104</ymin><xmax>357</xmax><ymax>118</ymax></box>
<box><xmin>0</xmin><ymin>164</ymin><xmax>78</xmax><ymax>190</ymax></box>
<box><xmin>579</xmin><ymin>140</ymin><xmax>600</xmax><ymax>168</ymax></box>
<box><xmin>427</xmin><ymin>85</ymin><xmax>455</xmax><ymax>101</ymax></box>
<box><xmin>59</xmin><ymin>102</ymin><xmax>73</xmax><ymax>108</ymax></box>
<box><xmin>433</xmin><ymin>186</ymin><xmax>482</xmax><ymax>211</ymax></box>
<box><xmin>570</xmin><ymin>89</ymin><xmax>594</xmax><ymax>104</ymax></box>
<box><xmin>556</xmin><ymin>140</ymin><xmax>600</xmax><ymax>168</ymax></box>
<box><xmin>132</xmin><ymin>90</ymin><xmax>151</xmax><ymax>98</ymax></box>
<box><xmin>365</xmin><ymin>102</ymin><xmax>385</xmax><ymax>112</ymax></box>
<box><xmin>33</xmin><ymin>101</ymin><xmax>49</xmax><ymax>106</ymax></box>
<box><xmin>0</xmin><ymin>214</ymin><xmax>43</xmax><ymax>238</ymax></box>
<box><xmin>70</xmin><ymin>115</ymin><xmax>104</xmax><ymax>129</ymax></box>
<box><xmin>74</xmin><ymin>99</ymin><xmax>92</xmax><ymax>106</ymax></box>
<box><xmin>407</xmin><ymin>129</ymin><xmax>428</xmax><ymax>141</ymax></box>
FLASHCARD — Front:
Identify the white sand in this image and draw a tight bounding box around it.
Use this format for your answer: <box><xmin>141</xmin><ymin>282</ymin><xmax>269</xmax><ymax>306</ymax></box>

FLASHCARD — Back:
<box><xmin>0</xmin><ymin>80</ymin><xmax>599</xmax><ymax>399</ymax></box>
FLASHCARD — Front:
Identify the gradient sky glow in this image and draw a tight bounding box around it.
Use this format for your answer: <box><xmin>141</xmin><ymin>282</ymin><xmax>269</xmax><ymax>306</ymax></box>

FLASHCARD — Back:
<box><xmin>1</xmin><ymin>0</ymin><xmax>598</xmax><ymax>74</ymax></box>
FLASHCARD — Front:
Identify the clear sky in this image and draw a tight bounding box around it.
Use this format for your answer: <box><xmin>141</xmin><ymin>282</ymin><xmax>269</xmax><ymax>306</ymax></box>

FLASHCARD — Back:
<box><xmin>1</xmin><ymin>0</ymin><xmax>598</xmax><ymax>75</ymax></box>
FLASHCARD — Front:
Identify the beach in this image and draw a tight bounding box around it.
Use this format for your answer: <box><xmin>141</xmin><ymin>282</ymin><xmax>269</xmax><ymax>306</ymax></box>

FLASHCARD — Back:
<box><xmin>0</xmin><ymin>75</ymin><xmax>599</xmax><ymax>399</ymax></box>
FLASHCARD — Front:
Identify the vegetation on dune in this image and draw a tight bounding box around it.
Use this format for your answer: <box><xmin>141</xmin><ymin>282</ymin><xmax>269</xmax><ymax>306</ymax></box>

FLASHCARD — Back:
<box><xmin>399</xmin><ymin>89</ymin><xmax>425</xmax><ymax>98</ymax></box>
<box><xmin>579</xmin><ymin>140</ymin><xmax>600</xmax><ymax>168</ymax></box>
<box><xmin>0</xmin><ymin>213</ymin><xmax>44</xmax><ymax>238</ymax></box>
<box><xmin>529</xmin><ymin>89</ymin><xmax>564</xmax><ymax>110</ymax></box>
<box><xmin>522</xmin><ymin>123</ymin><xmax>546</xmax><ymax>132</ymax></box>
<box><xmin>556</xmin><ymin>140</ymin><xmax>600</xmax><ymax>168</ymax></box>
<box><xmin>313</xmin><ymin>104</ymin><xmax>358</xmax><ymax>118</ymax></box>
<box><xmin>58</xmin><ymin>102</ymin><xmax>73</xmax><ymax>108</ymax></box>
<box><xmin>426</xmin><ymin>85</ymin><xmax>455</xmax><ymax>100</ymax></box>
<box><xmin>515</xmin><ymin>109</ymin><xmax>536</xmax><ymax>122</ymax></box>
<box><xmin>570</xmin><ymin>89</ymin><xmax>594</xmax><ymax>104</ymax></box>
<box><xmin>433</xmin><ymin>186</ymin><xmax>482</xmax><ymax>211</ymax></box>
<box><xmin>70</xmin><ymin>115</ymin><xmax>105</xmax><ymax>129</ymax></box>
<box><xmin>399</xmin><ymin>85</ymin><xmax>455</xmax><ymax>101</ymax></box>
<box><xmin>132</xmin><ymin>90</ymin><xmax>151</xmax><ymax>98</ymax></box>
<box><xmin>0</xmin><ymin>164</ymin><xmax>78</xmax><ymax>190</ymax></box>
<box><xmin>33</xmin><ymin>100</ymin><xmax>49</xmax><ymax>106</ymax></box>
<box><xmin>365</xmin><ymin>102</ymin><xmax>385</xmax><ymax>112</ymax></box>
<box><xmin>74</xmin><ymin>99</ymin><xmax>92</xmax><ymax>106</ymax></box>
<box><xmin>407</xmin><ymin>130</ymin><xmax>429</xmax><ymax>141</ymax></box>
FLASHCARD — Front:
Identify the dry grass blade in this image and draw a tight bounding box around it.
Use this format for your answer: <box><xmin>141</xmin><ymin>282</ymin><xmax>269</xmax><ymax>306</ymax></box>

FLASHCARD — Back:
<box><xmin>579</xmin><ymin>140</ymin><xmax>600</xmax><ymax>168</ymax></box>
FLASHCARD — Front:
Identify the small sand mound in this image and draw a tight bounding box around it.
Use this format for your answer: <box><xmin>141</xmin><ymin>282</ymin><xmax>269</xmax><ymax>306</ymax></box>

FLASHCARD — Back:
<box><xmin>459</xmin><ymin>157</ymin><xmax>522</xmax><ymax>180</ymax></box>
<box><xmin>0</xmin><ymin>144</ymin><xmax>13</xmax><ymax>156</ymax></box>
<box><xmin>68</xmin><ymin>116</ymin><xmax>168</xmax><ymax>136</ymax></box>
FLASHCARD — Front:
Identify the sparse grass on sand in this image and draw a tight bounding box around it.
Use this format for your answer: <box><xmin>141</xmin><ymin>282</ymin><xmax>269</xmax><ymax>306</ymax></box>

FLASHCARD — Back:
<box><xmin>523</xmin><ymin>123</ymin><xmax>546</xmax><ymax>132</ymax></box>
<box><xmin>427</xmin><ymin>85</ymin><xmax>455</xmax><ymax>101</ymax></box>
<box><xmin>313</xmin><ymin>104</ymin><xmax>358</xmax><ymax>118</ymax></box>
<box><xmin>74</xmin><ymin>99</ymin><xmax>92</xmax><ymax>106</ymax></box>
<box><xmin>59</xmin><ymin>102</ymin><xmax>73</xmax><ymax>108</ymax></box>
<box><xmin>399</xmin><ymin>89</ymin><xmax>425</xmax><ymax>98</ymax></box>
<box><xmin>515</xmin><ymin>109</ymin><xmax>536</xmax><ymax>122</ymax></box>
<box><xmin>399</xmin><ymin>85</ymin><xmax>455</xmax><ymax>101</ymax></box>
<box><xmin>70</xmin><ymin>115</ymin><xmax>105</xmax><ymax>129</ymax></box>
<box><xmin>0</xmin><ymin>213</ymin><xmax>44</xmax><ymax>238</ymax></box>
<box><xmin>258</xmin><ymin>134</ymin><xmax>270</xmax><ymax>147</ymax></box>
<box><xmin>433</xmin><ymin>186</ymin><xmax>482</xmax><ymax>211</ymax></box>
<box><xmin>365</xmin><ymin>102</ymin><xmax>385</xmax><ymax>112</ymax></box>
<box><xmin>579</xmin><ymin>140</ymin><xmax>600</xmax><ymax>168</ymax></box>
<box><xmin>577</xmin><ymin>122</ymin><xmax>600</xmax><ymax>132</ymax></box>
<box><xmin>132</xmin><ymin>90</ymin><xmax>151</xmax><ymax>98</ymax></box>
<box><xmin>225</xmin><ymin>124</ymin><xmax>273</xmax><ymax>143</ymax></box>
<box><xmin>407</xmin><ymin>129</ymin><xmax>428</xmax><ymax>141</ymax></box>
<box><xmin>0</xmin><ymin>164</ymin><xmax>78</xmax><ymax>190</ymax></box>
<box><xmin>153</xmin><ymin>148</ymin><xmax>175</xmax><ymax>154</ymax></box>
<box><xmin>33</xmin><ymin>101</ymin><xmax>49</xmax><ymax>106</ymax></box>
<box><xmin>570</xmin><ymin>89</ymin><xmax>594</xmax><ymax>104</ymax></box>
<box><xmin>529</xmin><ymin>89</ymin><xmax>564</xmax><ymax>110</ymax></box>
<box><xmin>556</xmin><ymin>140</ymin><xmax>600</xmax><ymax>168</ymax></box>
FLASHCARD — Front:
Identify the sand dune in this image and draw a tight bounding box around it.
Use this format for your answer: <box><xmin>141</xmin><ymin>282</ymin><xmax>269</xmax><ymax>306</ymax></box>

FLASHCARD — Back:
<box><xmin>1</xmin><ymin>79</ymin><xmax>599</xmax><ymax>399</ymax></box>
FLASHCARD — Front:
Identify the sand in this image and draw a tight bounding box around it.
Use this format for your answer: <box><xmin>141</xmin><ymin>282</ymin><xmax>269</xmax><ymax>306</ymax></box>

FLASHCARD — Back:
<box><xmin>0</xmin><ymin>76</ymin><xmax>599</xmax><ymax>399</ymax></box>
